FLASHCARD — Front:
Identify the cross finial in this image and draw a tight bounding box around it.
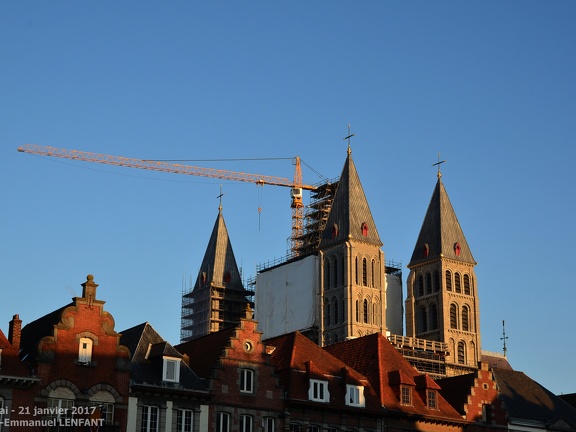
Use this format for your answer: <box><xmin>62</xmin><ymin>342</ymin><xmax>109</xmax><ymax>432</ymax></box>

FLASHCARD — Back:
<box><xmin>500</xmin><ymin>320</ymin><xmax>509</xmax><ymax>358</ymax></box>
<box><xmin>217</xmin><ymin>184</ymin><xmax>225</xmax><ymax>212</ymax></box>
<box><xmin>432</xmin><ymin>153</ymin><xmax>446</xmax><ymax>178</ymax></box>
<box><xmin>343</xmin><ymin>124</ymin><xmax>355</xmax><ymax>155</ymax></box>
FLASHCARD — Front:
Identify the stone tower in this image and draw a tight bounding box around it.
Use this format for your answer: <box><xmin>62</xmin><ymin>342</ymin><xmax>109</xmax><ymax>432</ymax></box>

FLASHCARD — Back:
<box><xmin>318</xmin><ymin>148</ymin><xmax>388</xmax><ymax>345</ymax></box>
<box><xmin>180</xmin><ymin>208</ymin><xmax>254</xmax><ymax>342</ymax></box>
<box><xmin>405</xmin><ymin>170</ymin><xmax>481</xmax><ymax>373</ymax></box>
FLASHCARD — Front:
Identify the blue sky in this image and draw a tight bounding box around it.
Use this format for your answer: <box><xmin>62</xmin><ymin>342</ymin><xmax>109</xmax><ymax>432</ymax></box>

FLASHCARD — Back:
<box><xmin>1</xmin><ymin>2</ymin><xmax>575</xmax><ymax>394</ymax></box>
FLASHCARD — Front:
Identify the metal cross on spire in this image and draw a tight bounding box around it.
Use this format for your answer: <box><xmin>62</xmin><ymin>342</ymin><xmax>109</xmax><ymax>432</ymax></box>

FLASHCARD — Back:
<box><xmin>432</xmin><ymin>153</ymin><xmax>447</xmax><ymax>178</ymax></box>
<box><xmin>343</xmin><ymin>124</ymin><xmax>355</xmax><ymax>155</ymax></box>
<box><xmin>217</xmin><ymin>184</ymin><xmax>225</xmax><ymax>212</ymax></box>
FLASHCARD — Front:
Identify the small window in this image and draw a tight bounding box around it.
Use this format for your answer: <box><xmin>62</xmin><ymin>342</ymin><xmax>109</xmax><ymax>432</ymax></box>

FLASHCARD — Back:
<box><xmin>464</xmin><ymin>274</ymin><xmax>471</xmax><ymax>295</ymax></box>
<box><xmin>78</xmin><ymin>337</ymin><xmax>93</xmax><ymax>364</ymax></box>
<box><xmin>163</xmin><ymin>357</ymin><xmax>181</xmax><ymax>382</ymax></box>
<box><xmin>427</xmin><ymin>390</ymin><xmax>437</xmax><ymax>409</ymax></box>
<box><xmin>458</xmin><ymin>341</ymin><xmax>466</xmax><ymax>364</ymax></box>
<box><xmin>361</xmin><ymin>222</ymin><xmax>368</xmax><ymax>237</ymax></box>
<box><xmin>217</xmin><ymin>412</ymin><xmax>230</xmax><ymax>432</ymax></box>
<box><xmin>462</xmin><ymin>305</ymin><xmax>470</xmax><ymax>331</ymax></box>
<box><xmin>363</xmin><ymin>299</ymin><xmax>368</xmax><ymax>324</ymax></box>
<box><xmin>345</xmin><ymin>385</ymin><xmax>365</xmax><ymax>407</ymax></box>
<box><xmin>445</xmin><ymin>270</ymin><xmax>452</xmax><ymax>291</ymax></box>
<box><xmin>240</xmin><ymin>368</ymin><xmax>254</xmax><ymax>393</ymax></box>
<box><xmin>177</xmin><ymin>409</ymin><xmax>193</xmax><ymax>432</ymax></box>
<box><xmin>455</xmin><ymin>272</ymin><xmax>462</xmax><ymax>293</ymax></box>
<box><xmin>309</xmin><ymin>379</ymin><xmax>329</xmax><ymax>402</ymax></box>
<box><xmin>450</xmin><ymin>304</ymin><xmax>458</xmax><ymax>329</ymax></box>
<box><xmin>425</xmin><ymin>272</ymin><xmax>432</xmax><ymax>294</ymax></box>
<box><xmin>418</xmin><ymin>275</ymin><xmax>424</xmax><ymax>297</ymax></box>
<box><xmin>482</xmin><ymin>404</ymin><xmax>492</xmax><ymax>423</ymax></box>
<box><xmin>240</xmin><ymin>415</ymin><xmax>253</xmax><ymax>432</ymax></box>
<box><xmin>141</xmin><ymin>405</ymin><xmax>159</xmax><ymax>432</ymax></box>
<box><xmin>400</xmin><ymin>386</ymin><xmax>412</xmax><ymax>405</ymax></box>
<box><xmin>264</xmin><ymin>417</ymin><xmax>275</xmax><ymax>432</ymax></box>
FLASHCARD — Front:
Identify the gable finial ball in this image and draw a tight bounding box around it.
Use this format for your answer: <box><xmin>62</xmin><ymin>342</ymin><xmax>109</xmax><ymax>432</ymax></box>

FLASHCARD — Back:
<box><xmin>86</xmin><ymin>274</ymin><xmax>94</xmax><ymax>282</ymax></box>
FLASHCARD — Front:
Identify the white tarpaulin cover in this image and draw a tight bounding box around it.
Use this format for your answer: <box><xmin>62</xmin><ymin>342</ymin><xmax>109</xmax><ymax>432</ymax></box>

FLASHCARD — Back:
<box><xmin>255</xmin><ymin>255</ymin><xmax>319</xmax><ymax>340</ymax></box>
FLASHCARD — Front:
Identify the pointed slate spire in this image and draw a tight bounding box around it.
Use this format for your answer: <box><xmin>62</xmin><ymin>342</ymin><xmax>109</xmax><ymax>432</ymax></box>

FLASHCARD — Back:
<box><xmin>193</xmin><ymin>209</ymin><xmax>245</xmax><ymax>292</ymax></box>
<box><xmin>320</xmin><ymin>151</ymin><xmax>382</xmax><ymax>247</ymax></box>
<box><xmin>409</xmin><ymin>177</ymin><xmax>475</xmax><ymax>266</ymax></box>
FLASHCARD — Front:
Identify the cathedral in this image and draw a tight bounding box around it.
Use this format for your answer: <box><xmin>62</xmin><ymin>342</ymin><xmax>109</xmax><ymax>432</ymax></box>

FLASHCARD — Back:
<box><xmin>181</xmin><ymin>146</ymin><xmax>484</xmax><ymax>378</ymax></box>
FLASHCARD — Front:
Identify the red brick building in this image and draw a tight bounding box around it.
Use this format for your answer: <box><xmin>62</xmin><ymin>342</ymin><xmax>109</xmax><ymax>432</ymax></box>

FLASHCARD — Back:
<box><xmin>16</xmin><ymin>274</ymin><xmax>131</xmax><ymax>431</ymax></box>
<box><xmin>177</xmin><ymin>306</ymin><xmax>284</xmax><ymax>432</ymax></box>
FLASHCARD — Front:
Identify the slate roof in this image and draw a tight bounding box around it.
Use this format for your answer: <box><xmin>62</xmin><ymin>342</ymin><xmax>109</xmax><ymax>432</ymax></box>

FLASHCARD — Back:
<box><xmin>320</xmin><ymin>152</ymin><xmax>382</xmax><ymax>248</ymax></box>
<box><xmin>190</xmin><ymin>210</ymin><xmax>248</xmax><ymax>293</ymax></box>
<box><xmin>120</xmin><ymin>322</ymin><xmax>207</xmax><ymax>391</ymax></box>
<box><xmin>175</xmin><ymin>326</ymin><xmax>237</xmax><ymax>379</ymax></box>
<box><xmin>265</xmin><ymin>331</ymin><xmax>382</xmax><ymax>413</ymax></box>
<box><xmin>19</xmin><ymin>303</ymin><xmax>70</xmax><ymax>362</ymax></box>
<box><xmin>481</xmin><ymin>352</ymin><xmax>513</xmax><ymax>370</ymax></box>
<box><xmin>324</xmin><ymin>333</ymin><xmax>464</xmax><ymax>421</ymax></box>
<box><xmin>409</xmin><ymin>177</ymin><xmax>475</xmax><ymax>267</ymax></box>
<box><xmin>491</xmin><ymin>368</ymin><xmax>576</xmax><ymax>427</ymax></box>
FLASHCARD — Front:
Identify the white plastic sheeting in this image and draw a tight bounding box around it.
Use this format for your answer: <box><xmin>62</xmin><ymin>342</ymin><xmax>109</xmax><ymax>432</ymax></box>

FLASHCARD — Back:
<box><xmin>385</xmin><ymin>273</ymin><xmax>404</xmax><ymax>335</ymax></box>
<box><xmin>255</xmin><ymin>255</ymin><xmax>319</xmax><ymax>340</ymax></box>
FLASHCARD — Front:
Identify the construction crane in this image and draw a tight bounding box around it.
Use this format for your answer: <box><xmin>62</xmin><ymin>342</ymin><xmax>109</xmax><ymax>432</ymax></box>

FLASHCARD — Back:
<box><xmin>17</xmin><ymin>144</ymin><xmax>318</xmax><ymax>255</ymax></box>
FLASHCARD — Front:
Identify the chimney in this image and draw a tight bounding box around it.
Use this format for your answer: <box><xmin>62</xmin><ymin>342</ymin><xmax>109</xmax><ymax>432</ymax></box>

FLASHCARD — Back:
<box><xmin>8</xmin><ymin>314</ymin><xmax>22</xmax><ymax>351</ymax></box>
<box><xmin>81</xmin><ymin>274</ymin><xmax>98</xmax><ymax>303</ymax></box>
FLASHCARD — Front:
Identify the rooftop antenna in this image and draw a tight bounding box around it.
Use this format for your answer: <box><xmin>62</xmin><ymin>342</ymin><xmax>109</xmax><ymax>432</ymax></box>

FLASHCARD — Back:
<box><xmin>432</xmin><ymin>153</ymin><xmax>446</xmax><ymax>178</ymax></box>
<box><xmin>217</xmin><ymin>184</ymin><xmax>225</xmax><ymax>212</ymax></box>
<box><xmin>500</xmin><ymin>320</ymin><xmax>508</xmax><ymax>358</ymax></box>
<box><xmin>343</xmin><ymin>124</ymin><xmax>355</xmax><ymax>155</ymax></box>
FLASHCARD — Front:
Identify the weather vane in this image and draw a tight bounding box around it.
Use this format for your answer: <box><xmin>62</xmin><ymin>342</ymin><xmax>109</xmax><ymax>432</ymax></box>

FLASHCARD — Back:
<box><xmin>501</xmin><ymin>320</ymin><xmax>508</xmax><ymax>358</ymax></box>
<box><xmin>343</xmin><ymin>124</ymin><xmax>355</xmax><ymax>155</ymax></box>
<box><xmin>432</xmin><ymin>153</ymin><xmax>446</xmax><ymax>178</ymax></box>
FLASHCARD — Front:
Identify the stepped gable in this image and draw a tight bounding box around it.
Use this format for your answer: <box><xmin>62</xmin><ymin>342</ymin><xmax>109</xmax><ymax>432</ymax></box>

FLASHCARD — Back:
<box><xmin>320</xmin><ymin>152</ymin><xmax>382</xmax><ymax>248</ymax></box>
<box><xmin>409</xmin><ymin>177</ymin><xmax>475</xmax><ymax>266</ymax></box>
<box><xmin>492</xmin><ymin>368</ymin><xmax>576</xmax><ymax>427</ymax></box>
<box><xmin>265</xmin><ymin>331</ymin><xmax>381</xmax><ymax>413</ymax></box>
<box><xmin>324</xmin><ymin>333</ymin><xmax>463</xmax><ymax>420</ymax></box>
<box><xmin>176</xmin><ymin>326</ymin><xmax>237</xmax><ymax>379</ymax></box>
<box><xmin>120</xmin><ymin>322</ymin><xmax>207</xmax><ymax>390</ymax></box>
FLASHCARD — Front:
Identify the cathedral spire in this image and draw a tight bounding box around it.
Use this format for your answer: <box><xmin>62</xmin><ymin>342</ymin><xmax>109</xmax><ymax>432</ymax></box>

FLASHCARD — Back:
<box><xmin>408</xmin><ymin>175</ymin><xmax>475</xmax><ymax>266</ymax></box>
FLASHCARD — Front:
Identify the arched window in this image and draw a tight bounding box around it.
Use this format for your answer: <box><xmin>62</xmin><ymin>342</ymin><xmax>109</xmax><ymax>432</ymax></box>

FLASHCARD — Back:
<box><xmin>433</xmin><ymin>270</ymin><xmax>440</xmax><ymax>292</ymax></box>
<box><xmin>455</xmin><ymin>273</ymin><xmax>462</xmax><ymax>293</ymax></box>
<box><xmin>419</xmin><ymin>306</ymin><xmax>428</xmax><ymax>333</ymax></box>
<box><xmin>48</xmin><ymin>387</ymin><xmax>75</xmax><ymax>421</ymax></box>
<box><xmin>355</xmin><ymin>300</ymin><xmax>359</xmax><ymax>322</ymax></box>
<box><xmin>418</xmin><ymin>275</ymin><xmax>424</xmax><ymax>297</ymax></box>
<box><xmin>325</xmin><ymin>260</ymin><xmax>331</xmax><ymax>288</ymax></box>
<box><xmin>457</xmin><ymin>341</ymin><xmax>466</xmax><ymax>364</ymax></box>
<box><xmin>431</xmin><ymin>303</ymin><xmax>438</xmax><ymax>330</ymax></box>
<box><xmin>450</xmin><ymin>304</ymin><xmax>458</xmax><ymax>329</ymax></box>
<box><xmin>363</xmin><ymin>299</ymin><xmax>369</xmax><ymax>323</ymax></box>
<box><xmin>78</xmin><ymin>337</ymin><xmax>93</xmax><ymax>364</ymax></box>
<box><xmin>341</xmin><ymin>256</ymin><xmax>345</xmax><ymax>284</ymax></box>
<box><xmin>333</xmin><ymin>297</ymin><xmax>339</xmax><ymax>325</ymax></box>
<box><xmin>464</xmin><ymin>274</ymin><xmax>471</xmax><ymax>295</ymax></box>
<box><xmin>362</xmin><ymin>258</ymin><xmax>367</xmax><ymax>286</ymax></box>
<box><xmin>333</xmin><ymin>333</ymin><xmax>339</xmax><ymax>343</ymax></box>
<box><xmin>372</xmin><ymin>303</ymin><xmax>377</xmax><ymax>325</ymax></box>
<box><xmin>371</xmin><ymin>259</ymin><xmax>375</xmax><ymax>287</ymax></box>
<box><xmin>340</xmin><ymin>295</ymin><xmax>345</xmax><ymax>322</ymax></box>
<box><xmin>445</xmin><ymin>270</ymin><xmax>452</xmax><ymax>291</ymax></box>
<box><xmin>425</xmin><ymin>273</ymin><xmax>432</xmax><ymax>294</ymax></box>
<box><xmin>89</xmin><ymin>390</ymin><xmax>115</xmax><ymax>426</ymax></box>
<box><xmin>462</xmin><ymin>305</ymin><xmax>470</xmax><ymax>331</ymax></box>
<box><xmin>333</xmin><ymin>258</ymin><xmax>338</xmax><ymax>287</ymax></box>
<box><xmin>355</xmin><ymin>257</ymin><xmax>359</xmax><ymax>285</ymax></box>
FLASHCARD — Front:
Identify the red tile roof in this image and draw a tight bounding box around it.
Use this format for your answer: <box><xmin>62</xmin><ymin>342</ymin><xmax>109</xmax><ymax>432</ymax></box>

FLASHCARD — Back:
<box><xmin>324</xmin><ymin>333</ymin><xmax>464</xmax><ymax>421</ymax></box>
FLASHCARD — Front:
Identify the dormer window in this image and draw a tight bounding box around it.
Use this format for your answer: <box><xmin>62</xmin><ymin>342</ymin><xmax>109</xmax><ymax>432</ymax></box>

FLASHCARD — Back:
<box><xmin>345</xmin><ymin>385</ymin><xmax>365</xmax><ymax>407</ymax></box>
<box><xmin>309</xmin><ymin>379</ymin><xmax>329</xmax><ymax>402</ymax></box>
<box><xmin>163</xmin><ymin>357</ymin><xmax>181</xmax><ymax>382</ymax></box>
<box><xmin>400</xmin><ymin>385</ymin><xmax>412</xmax><ymax>405</ymax></box>
<box><xmin>427</xmin><ymin>389</ymin><xmax>438</xmax><ymax>409</ymax></box>
<box><xmin>454</xmin><ymin>242</ymin><xmax>461</xmax><ymax>256</ymax></box>
<box><xmin>78</xmin><ymin>337</ymin><xmax>93</xmax><ymax>364</ymax></box>
<box><xmin>361</xmin><ymin>222</ymin><xmax>368</xmax><ymax>237</ymax></box>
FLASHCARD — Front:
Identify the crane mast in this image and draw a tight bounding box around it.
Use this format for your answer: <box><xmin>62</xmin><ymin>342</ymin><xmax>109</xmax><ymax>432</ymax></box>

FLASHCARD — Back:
<box><xmin>17</xmin><ymin>144</ymin><xmax>317</xmax><ymax>256</ymax></box>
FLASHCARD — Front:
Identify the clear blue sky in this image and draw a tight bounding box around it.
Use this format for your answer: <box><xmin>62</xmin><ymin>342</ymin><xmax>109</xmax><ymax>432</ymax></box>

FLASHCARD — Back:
<box><xmin>1</xmin><ymin>2</ymin><xmax>575</xmax><ymax>394</ymax></box>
